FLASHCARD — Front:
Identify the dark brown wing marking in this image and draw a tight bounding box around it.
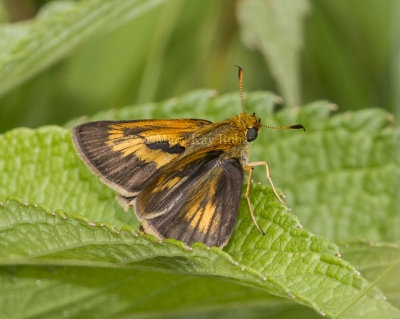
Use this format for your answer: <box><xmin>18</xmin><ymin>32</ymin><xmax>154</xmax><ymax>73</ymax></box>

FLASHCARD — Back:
<box><xmin>136</xmin><ymin>149</ymin><xmax>244</xmax><ymax>248</ymax></box>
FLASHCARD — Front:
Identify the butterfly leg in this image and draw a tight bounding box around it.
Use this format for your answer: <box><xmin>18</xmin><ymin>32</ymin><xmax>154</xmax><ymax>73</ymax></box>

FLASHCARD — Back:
<box><xmin>246</xmin><ymin>161</ymin><xmax>285</xmax><ymax>205</ymax></box>
<box><xmin>243</xmin><ymin>166</ymin><xmax>265</xmax><ymax>235</ymax></box>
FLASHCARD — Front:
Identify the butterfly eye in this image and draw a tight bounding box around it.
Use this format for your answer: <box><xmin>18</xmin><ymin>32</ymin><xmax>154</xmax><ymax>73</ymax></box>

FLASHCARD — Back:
<box><xmin>246</xmin><ymin>127</ymin><xmax>258</xmax><ymax>142</ymax></box>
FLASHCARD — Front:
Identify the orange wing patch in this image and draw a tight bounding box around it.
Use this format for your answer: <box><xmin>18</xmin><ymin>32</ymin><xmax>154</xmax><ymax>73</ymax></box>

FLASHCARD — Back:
<box><xmin>105</xmin><ymin>120</ymin><xmax>212</xmax><ymax>167</ymax></box>
<box><xmin>71</xmin><ymin>119</ymin><xmax>212</xmax><ymax>197</ymax></box>
<box><xmin>183</xmin><ymin>180</ymin><xmax>218</xmax><ymax>235</ymax></box>
<box><xmin>188</xmin><ymin>201</ymin><xmax>217</xmax><ymax>234</ymax></box>
<box><xmin>106</xmin><ymin>124</ymin><xmax>178</xmax><ymax>167</ymax></box>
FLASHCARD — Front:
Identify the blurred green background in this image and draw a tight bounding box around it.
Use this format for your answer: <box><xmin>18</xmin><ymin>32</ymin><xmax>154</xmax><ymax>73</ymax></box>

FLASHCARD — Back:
<box><xmin>0</xmin><ymin>0</ymin><xmax>398</xmax><ymax>133</ymax></box>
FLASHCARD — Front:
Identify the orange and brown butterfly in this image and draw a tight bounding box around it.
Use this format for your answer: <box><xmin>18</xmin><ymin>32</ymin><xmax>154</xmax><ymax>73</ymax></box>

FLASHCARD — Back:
<box><xmin>71</xmin><ymin>66</ymin><xmax>305</xmax><ymax>248</ymax></box>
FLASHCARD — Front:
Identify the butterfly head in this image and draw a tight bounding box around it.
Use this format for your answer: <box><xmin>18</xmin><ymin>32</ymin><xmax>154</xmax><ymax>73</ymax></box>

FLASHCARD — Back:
<box><xmin>238</xmin><ymin>112</ymin><xmax>262</xmax><ymax>143</ymax></box>
<box><xmin>235</xmin><ymin>65</ymin><xmax>305</xmax><ymax>141</ymax></box>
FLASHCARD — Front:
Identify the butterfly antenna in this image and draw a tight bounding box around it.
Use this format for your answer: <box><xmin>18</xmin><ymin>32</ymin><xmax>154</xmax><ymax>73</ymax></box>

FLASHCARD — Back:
<box><xmin>235</xmin><ymin>65</ymin><xmax>246</xmax><ymax>113</ymax></box>
<box><xmin>262</xmin><ymin>124</ymin><xmax>306</xmax><ymax>131</ymax></box>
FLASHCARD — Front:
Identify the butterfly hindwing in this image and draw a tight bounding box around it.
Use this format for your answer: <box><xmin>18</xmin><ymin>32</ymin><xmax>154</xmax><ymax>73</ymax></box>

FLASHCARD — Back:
<box><xmin>136</xmin><ymin>148</ymin><xmax>244</xmax><ymax>248</ymax></box>
<box><xmin>72</xmin><ymin>119</ymin><xmax>211</xmax><ymax>197</ymax></box>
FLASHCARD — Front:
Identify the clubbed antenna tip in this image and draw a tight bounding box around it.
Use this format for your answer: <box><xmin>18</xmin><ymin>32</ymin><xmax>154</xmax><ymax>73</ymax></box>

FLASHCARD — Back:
<box><xmin>290</xmin><ymin>124</ymin><xmax>306</xmax><ymax>131</ymax></box>
<box><xmin>262</xmin><ymin>123</ymin><xmax>306</xmax><ymax>131</ymax></box>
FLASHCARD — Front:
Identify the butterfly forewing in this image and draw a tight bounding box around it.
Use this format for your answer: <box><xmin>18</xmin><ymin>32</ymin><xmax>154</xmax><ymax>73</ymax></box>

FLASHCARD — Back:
<box><xmin>72</xmin><ymin>119</ymin><xmax>211</xmax><ymax>197</ymax></box>
<box><xmin>136</xmin><ymin>148</ymin><xmax>244</xmax><ymax>248</ymax></box>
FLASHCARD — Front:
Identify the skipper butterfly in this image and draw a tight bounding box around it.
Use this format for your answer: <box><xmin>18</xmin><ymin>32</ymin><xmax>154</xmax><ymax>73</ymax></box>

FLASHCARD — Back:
<box><xmin>72</xmin><ymin>66</ymin><xmax>304</xmax><ymax>248</ymax></box>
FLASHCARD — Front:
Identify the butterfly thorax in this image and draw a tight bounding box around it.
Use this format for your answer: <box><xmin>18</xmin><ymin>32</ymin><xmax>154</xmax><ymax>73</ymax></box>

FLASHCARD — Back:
<box><xmin>184</xmin><ymin>113</ymin><xmax>262</xmax><ymax>166</ymax></box>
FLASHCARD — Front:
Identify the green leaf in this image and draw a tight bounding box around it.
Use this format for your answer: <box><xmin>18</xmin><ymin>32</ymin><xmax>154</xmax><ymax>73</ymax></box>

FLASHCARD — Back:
<box><xmin>0</xmin><ymin>197</ymin><xmax>398</xmax><ymax>318</ymax></box>
<box><xmin>0</xmin><ymin>91</ymin><xmax>398</xmax><ymax>317</ymax></box>
<box><xmin>259</xmin><ymin>103</ymin><xmax>397</xmax><ymax>243</ymax></box>
<box><xmin>0</xmin><ymin>0</ymin><xmax>167</xmax><ymax>97</ymax></box>
<box><xmin>237</xmin><ymin>0</ymin><xmax>310</xmax><ymax>107</ymax></box>
<box><xmin>0</xmin><ymin>126</ymin><xmax>136</xmax><ymax>228</ymax></box>
<box><xmin>0</xmin><ymin>265</ymin><xmax>279</xmax><ymax>319</ymax></box>
<box><xmin>340</xmin><ymin>241</ymin><xmax>400</xmax><ymax>309</ymax></box>
<box><xmin>157</xmin><ymin>303</ymin><xmax>320</xmax><ymax>319</ymax></box>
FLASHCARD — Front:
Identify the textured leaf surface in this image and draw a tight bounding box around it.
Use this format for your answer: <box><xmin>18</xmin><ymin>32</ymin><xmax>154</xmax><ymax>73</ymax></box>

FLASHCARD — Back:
<box><xmin>0</xmin><ymin>126</ymin><xmax>136</xmax><ymax>228</ymax></box>
<box><xmin>0</xmin><ymin>0</ymin><xmax>166</xmax><ymax>96</ymax></box>
<box><xmin>0</xmin><ymin>91</ymin><xmax>398</xmax><ymax>318</ymax></box>
<box><xmin>340</xmin><ymin>241</ymin><xmax>400</xmax><ymax>309</ymax></box>
<box><xmin>260</xmin><ymin>104</ymin><xmax>397</xmax><ymax>243</ymax></box>
<box><xmin>0</xmin><ymin>198</ymin><xmax>397</xmax><ymax>318</ymax></box>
